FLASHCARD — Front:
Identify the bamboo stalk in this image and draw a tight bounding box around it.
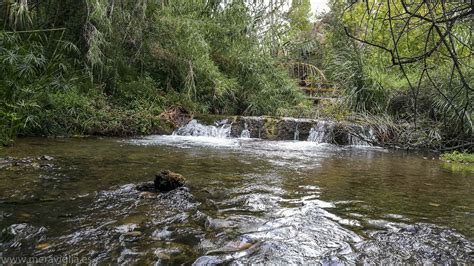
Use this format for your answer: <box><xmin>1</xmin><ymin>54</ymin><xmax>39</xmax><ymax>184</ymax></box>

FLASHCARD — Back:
<box><xmin>3</xmin><ymin>27</ymin><xmax>66</xmax><ymax>34</ymax></box>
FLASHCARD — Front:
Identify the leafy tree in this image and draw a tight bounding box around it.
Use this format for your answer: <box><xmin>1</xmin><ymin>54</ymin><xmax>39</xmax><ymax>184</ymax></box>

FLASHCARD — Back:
<box><xmin>0</xmin><ymin>0</ymin><xmax>308</xmax><ymax>144</ymax></box>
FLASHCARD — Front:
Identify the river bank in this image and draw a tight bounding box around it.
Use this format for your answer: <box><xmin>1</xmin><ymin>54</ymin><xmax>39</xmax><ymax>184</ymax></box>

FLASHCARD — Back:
<box><xmin>3</xmin><ymin>107</ymin><xmax>472</xmax><ymax>153</ymax></box>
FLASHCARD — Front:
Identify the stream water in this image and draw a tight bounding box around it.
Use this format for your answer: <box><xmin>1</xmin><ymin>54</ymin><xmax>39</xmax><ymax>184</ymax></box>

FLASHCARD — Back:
<box><xmin>0</xmin><ymin>135</ymin><xmax>473</xmax><ymax>264</ymax></box>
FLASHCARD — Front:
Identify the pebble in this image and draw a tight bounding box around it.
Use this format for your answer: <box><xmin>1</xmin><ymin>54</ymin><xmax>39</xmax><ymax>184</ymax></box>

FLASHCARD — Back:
<box><xmin>35</xmin><ymin>243</ymin><xmax>51</xmax><ymax>250</ymax></box>
<box><xmin>39</xmin><ymin>155</ymin><xmax>54</xmax><ymax>161</ymax></box>
<box><xmin>125</xmin><ymin>231</ymin><xmax>142</xmax><ymax>237</ymax></box>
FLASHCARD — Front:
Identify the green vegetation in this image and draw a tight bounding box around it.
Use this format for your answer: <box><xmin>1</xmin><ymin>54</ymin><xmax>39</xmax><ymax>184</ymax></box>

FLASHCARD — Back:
<box><xmin>441</xmin><ymin>152</ymin><xmax>474</xmax><ymax>164</ymax></box>
<box><xmin>0</xmin><ymin>0</ymin><xmax>309</xmax><ymax>145</ymax></box>
<box><xmin>0</xmin><ymin>0</ymin><xmax>472</xmax><ymax>151</ymax></box>
<box><xmin>441</xmin><ymin>151</ymin><xmax>474</xmax><ymax>173</ymax></box>
<box><xmin>306</xmin><ymin>0</ymin><xmax>472</xmax><ymax>151</ymax></box>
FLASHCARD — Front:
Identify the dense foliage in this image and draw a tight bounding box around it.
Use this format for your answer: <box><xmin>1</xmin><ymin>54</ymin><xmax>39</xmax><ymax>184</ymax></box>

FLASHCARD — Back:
<box><xmin>0</xmin><ymin>0</ymin><xmax>472</xmax><ymax>151</ymax></box>
<box><xmin>317</xmin><ymin>0</ymin><xmax>473</xmax><ymax>150</ymax></box>
<box><xmin>0</xmin><ymin>0</ymin><xmax>308</xmax><ymax>144</ymax></box>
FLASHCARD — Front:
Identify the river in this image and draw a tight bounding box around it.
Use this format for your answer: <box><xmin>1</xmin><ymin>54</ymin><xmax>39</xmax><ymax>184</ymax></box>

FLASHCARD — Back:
<box><xmin>0</xmin><ymin>135</ymin><xmax>472</xmax><ymax>264</ymax></box>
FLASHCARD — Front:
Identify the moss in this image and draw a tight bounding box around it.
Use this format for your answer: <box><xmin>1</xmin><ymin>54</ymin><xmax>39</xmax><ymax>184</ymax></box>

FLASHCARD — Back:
<box><xmin>440</xmin><ymin>151</ymin><xmax>474</xmax><ymax>164</ymax></box>
<box><xmin>440</xmin><ymin>151</ymin><xmax>474</xmax><ymax>174</ymax></box>
<box><xmin>263</xmin><ymin>117</ymin><xmax>279</xmax><ymax>140</ymax></box>
<box><xmin>193</xmin><ymin>114</ymin><xmax>236</xmax><ymax>125</ymax></box>
<box><xmin>441</xmin><ymin>162</ymin><xmax>474</xmax><ymax>174</ymax></box>
<box><xmin>152</xmin><ymin>120</ymin><xmax>177</xmax><ymax>135</ymax></box>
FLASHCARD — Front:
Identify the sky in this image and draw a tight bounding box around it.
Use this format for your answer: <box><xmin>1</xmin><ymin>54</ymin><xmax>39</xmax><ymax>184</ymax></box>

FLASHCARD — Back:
<box><xmin>310</xmin><ymin>0</ymin><xmax>329</xmax><ymax>14</ymax></box>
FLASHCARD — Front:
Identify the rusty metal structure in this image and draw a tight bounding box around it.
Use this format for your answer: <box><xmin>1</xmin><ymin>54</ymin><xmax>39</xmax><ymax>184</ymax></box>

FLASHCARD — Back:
<box><xmin>286</xmin><ymin>62</ymin><xmax>336</xmax><ymax>98</ymax></box>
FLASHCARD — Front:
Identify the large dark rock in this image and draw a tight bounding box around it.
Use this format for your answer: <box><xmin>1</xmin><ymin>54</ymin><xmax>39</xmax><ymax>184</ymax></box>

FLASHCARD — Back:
<box><xmin>230</xmin><ymin>117</ymin><xmax>265</xmax><ymax>138</ymax></box>
<box><xmin>136</xmin><ymin>170</ymin><xmax>187</xmax><ymax>193</ymax></box>
<box><xmin>154</xmin><ymin>170</ymin><xmax>187</xmax><ymax>192</ymax></box>
<box><xmin>135</xmin><ymin>182</ymin><xmax>156</xmax><ymax>192</ymax></box>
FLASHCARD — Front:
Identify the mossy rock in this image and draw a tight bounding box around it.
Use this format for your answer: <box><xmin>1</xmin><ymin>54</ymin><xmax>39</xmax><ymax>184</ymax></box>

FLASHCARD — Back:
<box><xmin>152</xmin><ymin>120</ymin><xmax>177</xmax><ymax>135</ymax></box>
<box><xmin>441</xmin><ymin>162</ymin><xmax>474</xmax><ymax>174</ymax></box>
<box><xmin>154</xmin><ymin>170</ymin><xmax>187</xmax><ymax>192</ymax></box>
<box><xmin>262</xmin><ymin>117</ymin><xmax>279</xmax><ymax>140</ymax></box>
<box><xmin>193</xmin><ymin>114</ymin><xmax>236</xmax><ymax>126</ymax></box>
<box><xmin>136</xmin><ymin>170</ymin><xmax>187</xmax><ymax>192</ymax></box>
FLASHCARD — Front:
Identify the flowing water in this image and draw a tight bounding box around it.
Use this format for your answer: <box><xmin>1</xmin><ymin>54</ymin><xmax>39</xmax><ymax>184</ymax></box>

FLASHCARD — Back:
<box><xmin>307</xmin><ymin>121</ymin><xmax>335</xmax><ymax>143</ymax></box>
<box><xmin>173</xmin><ymin>119</ymin><xmax>231</xmax><ymax>138</ymax></box>
<box><xmin>0</xmin><ymin>135</ymin><xmax>473</xmax><ymax>264</ymax></box>
<box><xmin>293</xmin><ymin>124</ymin><xmax>299</xmax><ymax>141</ymax></box>
<box><xmin>240</xmin><ymin>123</ymin><xmax>250</xmax><ymax>139</ymax></box>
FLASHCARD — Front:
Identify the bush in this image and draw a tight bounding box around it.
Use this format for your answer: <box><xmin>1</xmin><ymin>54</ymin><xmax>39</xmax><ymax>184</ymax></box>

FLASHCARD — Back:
<box><xmin>0</xmin><ymin>1</ymin><xmax>309</xmax><ymax>145</ymax></box>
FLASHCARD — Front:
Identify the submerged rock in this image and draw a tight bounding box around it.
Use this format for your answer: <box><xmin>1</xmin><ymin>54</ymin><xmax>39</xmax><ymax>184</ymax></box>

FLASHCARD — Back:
<box><xmin>353</xmin><ymin>223</ymin><xmax>474</xmax><ymax>264</ymax></box>
<box><xmin>0</xmin><ymin>156</ymin><xmax>55</xmax><ymax>170</ymax></box>
<box><xmin>136</xmin><ymin>170</ymin><xmax>187</xmax><ymax>192</ymax></box>
<box><xmin>0</xmin><ymin>223</ymin><xmax>48</xmax><ymax>250</ymax></box>
<box><xmin>39</xmin><ymin>155</ymin><xmax>54</xmax><ymax>161</ymax></box>
<box><xmin>135</xmin><ymin>182</ymin><xmax>155</xmax><ymax>192</ymax></box>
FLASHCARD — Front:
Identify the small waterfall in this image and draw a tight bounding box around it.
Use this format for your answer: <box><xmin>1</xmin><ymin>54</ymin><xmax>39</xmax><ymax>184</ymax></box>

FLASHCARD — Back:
<box><xmin>349</xmin><ymin>126</ymin><xmax>376</xmax><ymax>146</ymax></box>
<box><xmin>172</xmin><ymin>118</ymin><xmax>377</xmax><ymax>146</ymax></box>
<box><xmin>240</xmin><ymin>123</ymin><xmax>251</xmax><ymax>138</ymax></box>
<box><xmin>173</xmin><ymin>119</ymin><xmax>231</xmax><ymax>138</ymax></box>
<box><xmin>307</xmin><ymin>121</ymin><xmax>335</xmax><ymax>143</ymax></box>
<box><xmin>294</xmin><ymin>123</ymin><xmax>300</xmax><ymax>141</ymax></box>
<box><xmin>349</xmin><ymin>136</ymin><xmax>367</xmax><ymax>146</ymax></box>
<box><xmin>307</xmin><ymin>128</ymin><xmax>320</xmax><ymax>142</ymax></box>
